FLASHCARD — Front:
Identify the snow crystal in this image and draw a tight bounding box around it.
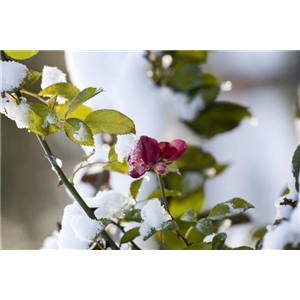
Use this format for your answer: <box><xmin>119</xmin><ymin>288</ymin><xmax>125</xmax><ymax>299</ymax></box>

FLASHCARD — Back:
<box><xmin>263</xmin><ymin>207</ymin><xmax>300</xmax><ymax>250</ymax></box>
<box><xmin>42</xmin><ymin>113</ymin><xmax>59</xmax><ymax>129</ymax></box>
<box><xmin>0</xmin><ymin>95</ymin><xmax>30</xmax><ymax>128</ymax></box>
<box><xmin>0</xmin><ymin>61</ymin><xmax>28</xmax><ymax>92</ymax></box>
<box><xmin>55</xmin><ymin>158</ymin><xmax>63</xmax><ymax>168</ymax></box>
<box><xmin>41</xmin><ymin>66</ymin><xmax>67</xmax><ymax>90</ymax></box>
<box><xmin>41</xmin><ymin>231</ymin><xmax>59</xmax><ymax>250</ymax></box>
<box><xmin>115</xmin><ymin>133</ymin><xmax>138</xmax><ymax>162</ymax></box>
<box><xmin>139</xmin><ymin>198</ymin><xmax>171</xmax><ymax>238</ymax></box>
<box><xmin>203</xmin><ymin>233</ymin><xmax>216</xmax><ymax>243</ymax></box>
<box><xmin>161</xmin><ymin>87</ymin><xmax>204</xmax><ymax>121</ymax></box>
<box><xmin>73</xmin><ymin>122</ymin><xmax>89</xmax><ymax>142</ymax></box>
<box><xmin>57</xmin><ymin>202</ymin><xmax>104</xmax><ymax>249</ymax></box>
<box><xmin>86</xmin><ymin>190</ymin><xmax>135</xmax><ymax>220</ymax></box>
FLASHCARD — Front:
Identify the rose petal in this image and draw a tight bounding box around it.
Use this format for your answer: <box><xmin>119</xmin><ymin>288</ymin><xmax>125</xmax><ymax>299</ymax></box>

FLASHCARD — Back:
<box><xmin>168</xmin><ymin>139</ymin><xmax>187</xmax><ymax>161</ymax></box>
<box><xmin>139</xmin><ymin>135</ymin><xmax>161</xmax><ymax>165</ymax></box>
<box><xmin>154</xmin><ymin>163</ymin><xmax>168</xmax><ymax>176</ymax></box>
<box><xmin>128</xmin><ymin>168</ymin><xmax>147</xmax><ymax>179</ymax></box>
<box><xmin>159</xmin><ymin>142</ymin><xmax>178</xmax><ymax>161</ymax></box>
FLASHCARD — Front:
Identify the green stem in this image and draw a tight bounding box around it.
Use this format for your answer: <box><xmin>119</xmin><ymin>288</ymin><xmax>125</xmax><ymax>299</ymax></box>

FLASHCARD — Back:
<box><xmin>1</xmin><ymin>50</ymin><xmax>7</xmax><ymax>61</ymax></box>
<box><xmin>156</xmin><ymin>173</ymin><xmax>170</xmax><ymax>214</ymax></box>
<box><xmin>37</xmin><ymin>135</ymin><xmax>120</xmax><ymax>250</ymax></box>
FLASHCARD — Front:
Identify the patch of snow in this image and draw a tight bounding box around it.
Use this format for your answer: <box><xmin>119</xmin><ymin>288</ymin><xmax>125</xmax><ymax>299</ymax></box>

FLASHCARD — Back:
<box><xmin>42</xmin><ymin>113</ymin><xmax>59</xmax><ymax>129</ymax></box>
<box><xmin>86</xmin><ymin>190</ymin><xmax>134</xmax><ymax>220</ymax></box>
<box><xmin>139</xmin><ymin>198</ymin><xmax>171</xmax><ymax>238</ymax></box>
<box><xmin>0</xmin><ymin>61</ymin><xmax>28</xmax><ymax>92</ymax></box>
<box><xmin>0</xmin><ymin>95</ymin><xmax>30</xmax><ymax>128</ymax></box>
<box><xmin>40</xmin><ymin>230</ymin><xmax>59</xmax><ymax>250</ymax></box>
<box><xmin>203</xmin><ymin>233</ymin><xmax>216</xmax><ymax>243</ymax></box>
<box><xmin>73</xmin><ymin>122</ymin><xmax>89</xmax><ymax>142</ymax></box>
<box><xmin>115</xmin><ymin>133</ymin><xmax>138</xmax><ymax>162</ymax></box>
<box><xmin>58</xmin><ymin>202</ymin><xmax>104</xmax><ymax>249</ymax></box>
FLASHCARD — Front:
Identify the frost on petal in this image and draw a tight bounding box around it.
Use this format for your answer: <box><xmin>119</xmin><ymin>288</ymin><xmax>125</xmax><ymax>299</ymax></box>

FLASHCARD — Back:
<box><xmin>115</xmin><ymin>133</ymin><xmax>138</xmax><ymax>162</ymax></box>
<box><xmin>0</xmin><ymin>61</ymin><xmax>28</xmax><ymax>92</ymax></box>
<box><xmin>0</xmin><ymin>95</ymin><xmax>30</xmax><ymax>129</ymax></box>
<box><xmin>87</xmin><ymin>190</ymin><xmax>135</xmax><ymax>220</ymax></box>
<box><xmin>41</xmin><ymin>66</ymin><xmax>67</xmax><ymax>90</ymax></box>
<box><xmin>139</xmin><ymin>198</ymin><xmax>171</xmax><ymax>238</ymax></box>
<box><xmin>57</xmin><ymin>202</ymin><xmax>103</xmax><ymax>250</ymax></box>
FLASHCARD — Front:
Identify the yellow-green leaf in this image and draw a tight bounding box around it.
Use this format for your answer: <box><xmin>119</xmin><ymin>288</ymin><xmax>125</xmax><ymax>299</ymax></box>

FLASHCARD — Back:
<box><xmin>39</xmin><ymin>83</ymin><xmax>80</xmax><ymax>100</ymax></box>
<box><xmin>27</xmin><ymin>103</ymin><xmax>62</xmax><ymax>136</ymax></box>
<box><xmin>4</xmin><ymin>50</ymin><xmax>39</xmax><ymax>60</ymax></box>
<box><xmin>65</xmin><ymin>87</ymin><xmax>103</xmax><ymax>117</ymax></box>
<box><xmin>63</xmin><ymin>118</ymin><xmax>94</xmax><ymax>146</ymax></box>
<box><xmin>85</xmin><ymin>109</ymin><xmax>136</xmax><ymax>135</ymax></box>
<box><xmin>54</xmin><ymin>103</ymin><xmax>93</xmax><ymax>121</ymax></box>
<box><xmin>120</xmin><ymin>227</ymin><xmax>140</xmax><ymax>244</ymax></box>
<box><xmin>47</xmin><ymin>94</ymin><xmax>58</xmax><ymax>110</ymax></box>
<box><xmin>104</xmin><ymin>144</ymin><xmax>129</xmax><ymax>174</ymax></box>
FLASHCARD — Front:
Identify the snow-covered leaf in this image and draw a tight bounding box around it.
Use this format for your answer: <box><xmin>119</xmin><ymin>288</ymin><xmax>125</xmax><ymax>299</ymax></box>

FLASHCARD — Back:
<box><xmin>212</xmin><ymin>233</ymin><xmax>227</xmax><ymax>250</ymax></box>
<box><xmin>65</xmin><ymin>87</ymin><xmax>103</xmax><ymax>117</ymax></box>
<box><xmin>4</xmin><ymin>50</ymin><xmax>39</xmax><ymax>60</ymax></box>
<box><xmin>104</xmin><ymin>144</ymin><xmax>129</xmax><ymax>174</ymax></box>
<box><xmin>54</xmin><ymin>103</ymin><xmax>93</xmax><ymax>121</ymax></box>
<box><xmin>85</xmin><ymin>109</ymin><xmax>136</xmax><ymax>135</ymax></box>
<box><xmin>63</xmin><ymin>118</ymin><xmax>94</xmax><ymax>146</ymax></box>
<box><xmin>180</xmin><ymin>208</ymin><xmax>197</xmax><ymax>223</ymax></box>
<box><xmin>147</xmin><ymin>189</ymin><xmax>181</xmax><ymax>200</ymax></box>
<box><xmin>292</xmin><ymin>144</ymin><xmax>300</xmax><ymax>192</ymax></box>
<box><xmin>130</xmin><ymin>178</ymin><xmax>144</xmax><ymax>200</ymax></box>
<box><xmin>195</xmin><ymin>218</ymin><xmax>213</xmax><ymax>236</ymax></box>
<box><xmin>27</xmin><ymin>103</ymin><xmax>62</xmax><ymax>136</ymax></box>
<box><xmin>124</xmin><ymin>209</ymin><xmax>142</xmax><ymax>223</ymax></box>
<box><xmin>160</xmin><ymin>220</ymin><xmax>178</xmax><ymax>233</ymax></box>
<box><xmin>208</xmin><ymin>198</ymin><xmax>254</xmax><ymax>221</ymax></box>
<box><xmin>120</xmin><ymin>227</ymin><xmax>140</xmax><ymax>244</ymax></box>
<box><xmin>39</xmin><ymin>82</ymin><xmax>80</xmax><ymax>100</ymax></box>
<box><xmin>186</xmin><ymin>102</ymin><xmax>251</xmax><ymax>138</ymax></box>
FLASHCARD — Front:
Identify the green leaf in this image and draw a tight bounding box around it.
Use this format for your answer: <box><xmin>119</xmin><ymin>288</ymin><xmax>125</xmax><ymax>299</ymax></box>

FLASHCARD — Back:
<box><xmin>120</xmin><ymin>227</ymin><xmax>140</xmax><ymax>244</ymax></box>
<box><xmin>104</xmin><ymin>144</ymin><xmax>129</xmax><ymax>174</ymax></box>
<box><xmin>39</xmin><ymin>83</ymin><xmax>80</xmax><ymax>100</ymax></box>
<box><xmin>124</xmin><ymin>209</ymin><xmax>142</xmax><ymax>223</ymax></box>
<box><xmin>160</xmin><ymin>243</ymin><xmax>174</xmax><ymax>250</ymax></box>
<box><xmin>170</xmin><ymin>188</ymin><xmax>205</xmax><ymax>219</ymax></box>
<box><xmin>170</xmin><ymin>63</ymin><xmax>203</xmax><ymax>91</ymax></box>
<box><xmin>143</xmin><ymin>227</ymin><xmax>157</xmax><ymax>241</ymax></box>
<box><xmin>195</xmin><ymin>218</ymin><xmax>213</xmax><ymax>236</ymax></box>
<box><xmin>147</xmin><ymin>189</ymin><xmax>181</xmax><ymax>200</ymax></box>
<box><xmin>160</xmin><ymin>220</ymin><xmax>179</xmax><ymax>233</ymax></box>
<box><xmin>198</xmin><ymin>73</ymin><xmax>220</xmax><ymax>105</ymax></box>
<box><xmin>8</xmin><ymin>69</ymin><xmax>41</xmax><ymax>93</ymax></box>
<box><xmin>292</xmin><ymin>144</ymin><xmax>300</xmax><ymax>192</ymax></box>
<box><xmin>186</xmin><ymin>102</ymin><xmax>251</xmax><ymax>138</ymax></box>
<box><xmin>130</xmin><ymin>178</ymin><xmax>144</xmax><ymax>200</ymax></box>
<box><xmin>4</xmin><ymin>50</ymin><xmax>39</xmax><ymax>60</ymax></box>
<box><xmin>232</xmin><ymin>246</ymin><xmax>254</xmax><ymax>250</ymax></box>
<box><xmin>47</xmin><ymin>94</ymin><xmax>58</xmax><ymax>110</ymax></box>
<box><xmin>54</xmin><ymin>103</ymin><xmax>93</xmax><ymax>121</ymax></box>
<box><xmin>63</xmin><ymin>118</ymin><xmax>94</xmax><ymax>146</ymax></box>
<box><xmin>27</xmin><ymin>103</ymin><xmax>62</xmax><ymax>136</ymax></box>
<box><xmin>177</xmin><ymin>147</ymin><xmax>216</xmax><ymax>171</ymax></box>
<box><xmin>212</xmin><ymin>233</ymin><xmax>227</xmax><ymax>250</ymax></box>
<box><xmin>183</xmin><ymin>242</ymin><xmax>212</xmax><ymax>250</ymax></box>
<box><xmin>166</xmin><ymin>161</ymin><xmax>181</xmax><ymax>176</ymax></box>
<box><xmin>85</xmin><ymin>109</ymin><xmax>136</xmax><ymax>135</ymax></box>
<box><xmin>180</xmin><ymin>208</ymin><xmax>197</xmax><ymax>223</ymax></box>
<box><xmin>208</xmin><ymin>198</ymin><xmax>254</xmax><ymax>221</ymax></box>
<box><xmin>65</xmin><ymin>87</ymin><xmax>103</xmax><ymax>117</ymax></box>
<box><xmin>173</xmin><ymin>51</ymin><xmax>208</xmax><ymax>63</ymax></box>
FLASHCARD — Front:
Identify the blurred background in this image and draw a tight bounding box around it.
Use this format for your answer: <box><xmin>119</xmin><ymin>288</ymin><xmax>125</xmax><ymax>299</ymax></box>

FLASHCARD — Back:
<box><xmin>1</xmin><ymin>51</ymin><xmax>299</xmax><ymax>249</ymax></box>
